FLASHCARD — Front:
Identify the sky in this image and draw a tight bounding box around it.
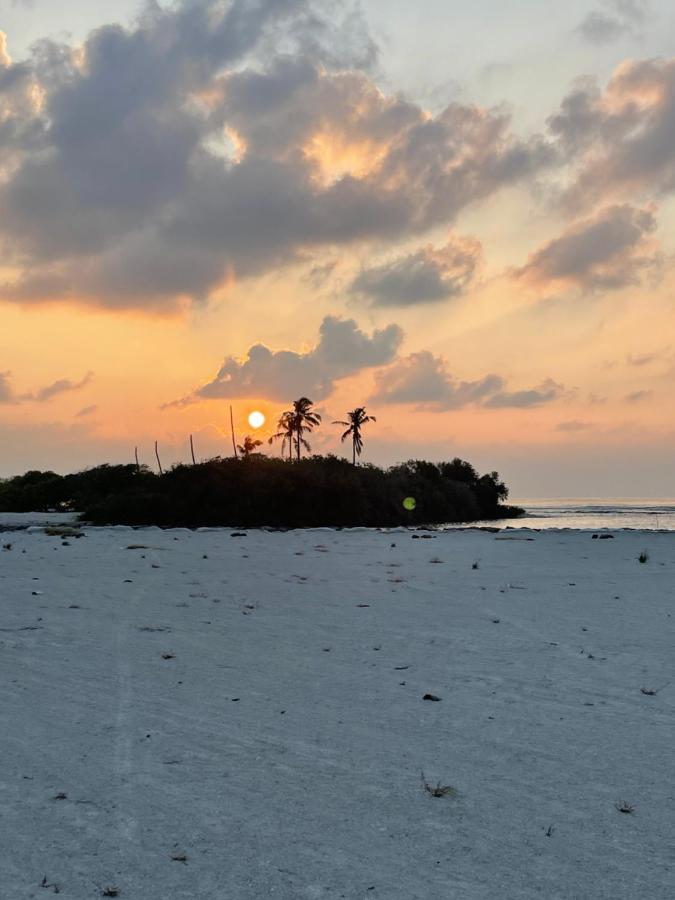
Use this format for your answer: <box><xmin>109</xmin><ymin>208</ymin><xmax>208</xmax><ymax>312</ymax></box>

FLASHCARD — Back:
<box><xmin>1</xmin><ymin>0</ymin><xmax>675</xmax><ymax>497</ymax></box>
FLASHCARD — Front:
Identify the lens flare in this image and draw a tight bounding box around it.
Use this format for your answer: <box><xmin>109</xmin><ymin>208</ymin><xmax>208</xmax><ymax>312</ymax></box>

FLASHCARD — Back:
<box><xmin>403</xmin><ymin>497</ymin><xmax>416</xmax><ymax>511</ymax></box>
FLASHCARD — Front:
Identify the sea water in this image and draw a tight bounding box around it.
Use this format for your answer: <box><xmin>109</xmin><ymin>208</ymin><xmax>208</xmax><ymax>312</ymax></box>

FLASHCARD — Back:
<box><xmin>462</xmin><ymin>498</ymin><xmax>675</xmax><ymax>531</ymax></box>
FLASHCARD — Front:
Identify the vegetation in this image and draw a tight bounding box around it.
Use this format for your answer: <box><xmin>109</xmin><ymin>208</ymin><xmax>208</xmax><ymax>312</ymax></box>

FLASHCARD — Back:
<box><xmin>0</xmin><ymin>456</ymin><xmax>523</xmax><ymax>528</ymax></box>
<box><xmin>333</xmin><ymin>407</ymin><xmax>376</xmax><ymax>465</ymax></box>
<box><xmin>268</xmin><ymin>411</ymin><xmax>295</xmax><ymax>460</ymax></box>
<box><xmin>237</xmin><ymin>435</ymin><xmax>263</xmax><ymax>458</ymax></box>
<box><xmin>269</xmin><ymin>397</ymin><xmax>321</xmax><ymax>460</ymax></box>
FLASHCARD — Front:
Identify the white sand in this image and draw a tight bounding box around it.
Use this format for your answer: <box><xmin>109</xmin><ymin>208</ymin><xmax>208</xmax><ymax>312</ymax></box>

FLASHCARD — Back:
<box><xmin>1</xmin><ymin>523</ymin><xmax>673</xmax><ymax>899</ymax></box>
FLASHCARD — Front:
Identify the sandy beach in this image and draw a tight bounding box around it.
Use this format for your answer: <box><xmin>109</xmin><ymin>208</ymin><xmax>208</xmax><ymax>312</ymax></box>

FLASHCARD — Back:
<box><xmin>1</xmin><ymin>522</ymin><xmax>674</xmax><ymax>899</ymax></box>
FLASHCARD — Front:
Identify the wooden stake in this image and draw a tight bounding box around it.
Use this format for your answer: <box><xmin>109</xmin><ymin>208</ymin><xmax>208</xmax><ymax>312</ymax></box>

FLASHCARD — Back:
<box><xmin>189</xmin><ymin>433</ymin><xmax>196</xmax><ymax>465</ymax></box>
<box><xmin>154</xmin><ymin>440</ymin><xmax>164</xmax><ymax>475</ymax></box>
<box><xmin>230</xmin><ymin>405</ymin><xmax>238</xmax><ymax>459</ymax></box>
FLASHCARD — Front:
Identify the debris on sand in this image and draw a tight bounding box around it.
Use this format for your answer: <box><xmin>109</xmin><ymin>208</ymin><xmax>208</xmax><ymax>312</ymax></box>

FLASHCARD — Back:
<box><xmin>45</xmin><ymin>527</ymin><xmax>83</xmax><ymax>538</ymax></box>
<box><xmin>615</xmin><ymin>800</ymin><xmax>635</xmax><ymax>814</ymax></box>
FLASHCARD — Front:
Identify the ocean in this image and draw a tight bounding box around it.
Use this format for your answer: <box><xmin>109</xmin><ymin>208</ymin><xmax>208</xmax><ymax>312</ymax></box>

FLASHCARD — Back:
<box><xmin>472</xmin><ymin>498</ymin><xmax>675</xmax><ymax>531</ymax></box>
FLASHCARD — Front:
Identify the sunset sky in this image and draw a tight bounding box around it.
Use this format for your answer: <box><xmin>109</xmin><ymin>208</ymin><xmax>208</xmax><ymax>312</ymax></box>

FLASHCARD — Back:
<box><xmin>1</xmin><ymin>0</ymin><xmax>674</xmax><ymax>496</ymax></box>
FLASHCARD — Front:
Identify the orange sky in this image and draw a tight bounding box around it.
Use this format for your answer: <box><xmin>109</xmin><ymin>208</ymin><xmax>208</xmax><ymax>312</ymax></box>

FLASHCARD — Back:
<box><xmin>1</xmin><ymin>2</ymin><xmax>675</xmax><ymax>496</ymax></box>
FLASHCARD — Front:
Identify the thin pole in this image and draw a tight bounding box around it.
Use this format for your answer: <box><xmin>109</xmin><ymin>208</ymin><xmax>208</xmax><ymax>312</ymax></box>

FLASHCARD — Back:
<box><xmin>189</xmin><ymin>433</ymin><xmax>196</xmax><ymax>465</ymax></box>
<box><xmin>230</xmin><ymin>405</ymin><xmax>238</xmax><ymax>459</ymax></box>
<box><xmin>154</xmin><ymin>440</ymin><xmax>164</xmax><ymax>475</ymax></box>
<box><xmin>134</xmin><ymin>446</ymin><xmax>140</xmax><ymax>472</ymax></box>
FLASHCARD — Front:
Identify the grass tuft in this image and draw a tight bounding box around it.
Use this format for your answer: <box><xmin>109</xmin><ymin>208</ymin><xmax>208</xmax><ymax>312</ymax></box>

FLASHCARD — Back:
<box><xmin>421</xmin><ymin>772</ymin><xmax>457</xmax><ymax>798</ymax></box>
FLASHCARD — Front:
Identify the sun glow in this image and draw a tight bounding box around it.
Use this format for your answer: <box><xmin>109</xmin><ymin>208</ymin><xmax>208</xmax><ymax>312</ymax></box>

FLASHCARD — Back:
<box><xmin>248</xmin><ymin>410</ymin><xmax>265</xmax><ymax>429</ymax></box>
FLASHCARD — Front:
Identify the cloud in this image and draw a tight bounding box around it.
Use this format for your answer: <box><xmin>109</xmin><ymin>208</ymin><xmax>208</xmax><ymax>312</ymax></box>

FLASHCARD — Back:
<box><xmin>171</xmin><ymin>315</ymin><xmax>403</xmax><ymax>404</ymax></box>
<box><xmin>304</xmin><ymin>260</ymin><xmax>338</xmax><ymax>288</ymax></box>
<box><xmin>0</xmin><ymin>371</ymin><xmax>15</xmax><ymax>403</ymax></box>
<box><xmin>350</xmin><ymin>234</ymin><xmax>482</xmax><ymax>307</ymax></box>
<box><xmin>556</xmin><ymin>420</ymin><xmax>595</xmax><ymax>432</ymax></box>
<box><xmin>76</xmin><ymin>404</ymin><xmax>98</xmax><ymax>417</ymax></box>
<box><xmin>370</xmin><ymin>351</ymin><xmax>566</xmax><ymax>410</ymax></box>
<box><xmin>515</xmin><ymin>204</ymin><xmax>661</xmax><ymax>291</ymax></box>
<box><xmin>625</xmin><ymin>389</ymin><xmax>653</xmax><ymax>402</ymax></box>
<box><xmin>484</xmin><ymin>378</ymin><xmax>567</xmax><ymax>408</ymax></box>
<box><xmin>0</xmin><ymin>370</ymin><xmax>92</xmax><ymax>403</ymax></box>
<box><xmin>549</xmin><ymin>57</ymin><xmax>675</xmax><ymax>209</ymax></box>
<box><xmin>0</xmin><ymin>1</ymin><xmax>552</xmax><ymax>310</ymax></box>
<box><xmin>32</xmin><ymin>371</ymin><xmax>93</xmax><ymax>402</ymax></box>
<box><xmin>576</xmin><ymin>1</ymin><xmax>648</xmax><ymax>44</ymax></box>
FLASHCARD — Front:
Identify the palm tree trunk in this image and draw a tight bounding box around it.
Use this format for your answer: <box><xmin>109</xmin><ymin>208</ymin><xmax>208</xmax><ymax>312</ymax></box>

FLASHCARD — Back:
<box><xmin>353</xmin><ymin>436</ymin><xmax>356</xmax><ymax>466</ymax></box>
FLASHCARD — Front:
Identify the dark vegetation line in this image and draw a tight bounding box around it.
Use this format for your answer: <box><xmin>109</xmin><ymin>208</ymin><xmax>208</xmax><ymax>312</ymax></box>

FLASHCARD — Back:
<box><xmin>0</xmin><ymin>457</ymin><xmax>523</xmax><ymax>528</ymax></box>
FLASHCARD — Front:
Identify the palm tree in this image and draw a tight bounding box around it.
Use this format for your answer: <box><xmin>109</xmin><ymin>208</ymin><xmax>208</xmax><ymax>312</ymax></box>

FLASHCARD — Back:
<box><xmin>333</xmin><ymin>407</ymin><xmax>376</xmax><ymax>465</ymax></box>
<box><xmin>289</xmin><ymin>397</ymin><xmax>321</xmax><ymax>460</ymax></box>
<box><xmin>268</xmin><ymin>411</ymin><xmax>295</xmax><ymax>460</ymax></box>
<box><xmin>237</xmin><ymin>435</ymin><xmax>263</xmax><ymax>459</ymax></box>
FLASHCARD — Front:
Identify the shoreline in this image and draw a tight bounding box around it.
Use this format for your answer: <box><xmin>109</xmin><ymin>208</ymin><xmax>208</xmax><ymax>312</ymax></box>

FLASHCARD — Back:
<box><xmin>3</xmin><ymin>511</ymin><xmax>675</xmax><ymax>535</ymax></box>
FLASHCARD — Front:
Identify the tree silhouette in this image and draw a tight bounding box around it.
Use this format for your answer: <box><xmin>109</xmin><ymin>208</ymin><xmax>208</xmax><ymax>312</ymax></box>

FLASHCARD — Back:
<box><xmin>237</xmin><ymin>435</ymin><xmax>263</xmax><ymax>459</ymax></box>
<box><xmin>289</xmin><ymin>397</ymin><xmax>322</xmax><ymax>460</ymax></box>
<box><xmin>268</xmin><ymin>411</ymin><xmax>295</xmax><ymax>460</ymax></box>
<box><xmin>333</xmin><ymin>407</ymin><xmax>376</xmax><ymax>465</ymax></box>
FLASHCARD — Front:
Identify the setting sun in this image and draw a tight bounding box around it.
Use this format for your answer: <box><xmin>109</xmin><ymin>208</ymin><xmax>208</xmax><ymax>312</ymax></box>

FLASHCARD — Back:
<box><xmin>248</xmin><ymin>410</ymin><xmax>265</xmax><ymax>429</ymax></box>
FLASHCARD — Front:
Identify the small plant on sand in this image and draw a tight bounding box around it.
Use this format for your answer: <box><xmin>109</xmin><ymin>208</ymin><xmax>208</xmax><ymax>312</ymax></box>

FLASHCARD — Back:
<box><xmin>421</xmin><ymin>772</ymin><xmax>457</xmax><ymax>798</ymax></box>
<box><xmin>638</xmin><ymin>551</ymin><xmax>649</xmax><ymax>563</ymax></box>
<box><xmin>615</xmin><ymin>800</ymin><xmax>635</xmax><ymax>814</ymax></box>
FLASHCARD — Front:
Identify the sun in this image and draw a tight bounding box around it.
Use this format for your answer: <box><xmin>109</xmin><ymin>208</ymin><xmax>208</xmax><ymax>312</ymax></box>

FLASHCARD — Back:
<box><xmin>248</xmin><ymin>410</ymin><xmax>265</xmax><ymax>429</ymax></box>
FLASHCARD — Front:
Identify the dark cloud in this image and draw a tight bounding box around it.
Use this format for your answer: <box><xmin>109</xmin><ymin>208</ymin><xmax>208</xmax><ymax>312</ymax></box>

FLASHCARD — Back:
<box><xmin>170</xmin><ymin>315</ymin><xmax>403</xmax><ymax>404</ymax></box>
<box><xmin>351</xmin><ymin>234</ymin><xmax>482</xmax><ymax>307</ymax></box>
<box><xmin>515</xmin><ymin>204</ymin><xmax>660</xmax><ymax>291</ymax></box>
<box><xmin>576</xmin><ymin>1</ymin><xmax>648</xmax><ymax>44</ymax></box>
<box><xmin>550</xmin><ymin>57</ymin><xmax>675</xmax><ymax>210</ymax></box>
<box><xmin>370</xmin><ymin>351</ymin><xmax>565</xmax><ymax>411</ymax></box>
<box><xmin>0</xmin><ymin>1</ymin><xmax>553</xmax><ymax>310</ymax></box>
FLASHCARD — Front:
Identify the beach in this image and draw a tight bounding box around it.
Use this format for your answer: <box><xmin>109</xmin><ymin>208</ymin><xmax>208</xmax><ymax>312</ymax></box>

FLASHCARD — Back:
<box><xmin>1</xmin><ymin>522</ymin><xmax>674</xmax><ymax>899</ymax></box>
